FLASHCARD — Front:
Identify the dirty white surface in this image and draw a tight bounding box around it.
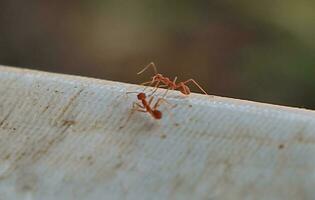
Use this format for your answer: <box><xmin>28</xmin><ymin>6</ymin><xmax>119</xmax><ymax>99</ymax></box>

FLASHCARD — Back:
<box><xmin>0</xmin><ymin>65</ymin><xmax>315</xmax><ymax>200</ymax></box>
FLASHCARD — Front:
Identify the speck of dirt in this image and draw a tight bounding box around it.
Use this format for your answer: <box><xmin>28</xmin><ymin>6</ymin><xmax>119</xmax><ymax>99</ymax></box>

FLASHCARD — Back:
<box><xmin>188</xmin><ymin>104</ymin><xmax>192</xmax><ymax>108</ymax></box>
<box><xmin>174</xmin><ymin>123</ymin><xmax>179</xmax><ymax>127</ymax></box>
<box><xmin>85</xmin><ymin>155</ymin><xmax>94</xmax><ymax>165</ymax></box>
<box><xmin>4</xmin><ymin>154</ymin><xmax>11</xmax><ymax>160</ymax></box>
<box><xmin>48</xmin><ymin>140</ymin><xmax>54</xmax><ymax>146</ymax></box>
<box><xmin>62</xmin><ymin>120</ymin><xmax>76</xmax><ymax>126</ymax></box>
<box><xmin>278</xmin><ymin>144</ymin><xmax>285</xmax><ymax>149</ymax></box>
<box><xmin>160</xmin><ymin>134</ymin><xmax>167</xmax><ymax>139</ymax></box>
<box><xmin>114</xmin><ymin>162</ymin><xmax>123</xmax><ymax>169</ymax></box>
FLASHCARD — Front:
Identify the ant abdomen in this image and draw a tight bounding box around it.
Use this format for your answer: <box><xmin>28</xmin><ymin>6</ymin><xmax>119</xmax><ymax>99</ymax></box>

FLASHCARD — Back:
<box><xmin>180</xmin><ymin>85</ymin><xmax>190</xmax><ymax>95</ymax></box>
<box><xmin>152</xmin><ymin>110</ymin><xmax>162</xmax><ymax>119</ymax></box>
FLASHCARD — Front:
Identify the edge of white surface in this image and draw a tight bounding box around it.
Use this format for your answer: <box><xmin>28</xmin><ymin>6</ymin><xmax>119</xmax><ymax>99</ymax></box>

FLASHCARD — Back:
<box><xmin>1</xmin><ymin>65</ymin><xmax>314</xmax><ymax>116</ymax></box>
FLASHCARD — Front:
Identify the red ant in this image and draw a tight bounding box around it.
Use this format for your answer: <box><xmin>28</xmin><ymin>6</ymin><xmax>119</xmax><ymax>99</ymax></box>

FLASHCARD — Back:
<box><xmin>117</xmin><ymin>91</ymin><xmax>176</xmax><ymax>131</ymax></box>
<box><xmin>137</xmin><ymin>62</ymin><xmax>208</xmax><ymax>95</ymax></box>
<box><xmin>128</xmin><ymin>92</ymin><xmax>165</xmax><ymax>120</ymax></box>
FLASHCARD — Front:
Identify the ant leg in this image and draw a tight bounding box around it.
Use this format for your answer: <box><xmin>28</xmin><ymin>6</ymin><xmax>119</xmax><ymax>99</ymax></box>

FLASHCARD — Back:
<box><xmin>139</xmin><ymin>80</ymin><xmax>154</xmax><ymax>86</ymax></box>
<box><xmin>133</xmin><ymin>102</ymin><xmax>145</xmax><ymax>109</ymax></box>
<box><xmin>135</xmin><ymin>109</ymin><xmax>147</xmax><ymax>113</ymax></box>
<box><xmin>173</xmin><ymin>76</ymin><xmax>178</xmax><ymax>84</ymax></box>
<box><xmin>141</xmin><ymin>79</ymin><xmax>157</xmax><ymax>93</ymax></box>
<box><xmin>122</xmin><ymin>102</ymin><xmax>146</xmax><ymax>128</ymax></box>
<box><xmin>183</xmin><ymin>79</ymin><xmax>208</xmax><ymax>95</ymax></box>
<box><xmin>156</xmin><ymin>84</ymin><xmax>169</xmax><ymax>96</ymax></box>
<box><xmin>164</xmin><ymin>76</ymin><xmax>177</xmax><ymax>96</ymax></box>
<box><xmin>153</xmin><ymin>98</ymin><xmax>177</xmax><ymax>123</ymax></box>
<box><xmin>126</xmin><ymin>91</ymin><xmax>141</xmax><ymax>95</ymax></box>
<box><xmin>161</xmin><ymin>87</ymin><xmax>170</xmax><ymax>98</ymax></box>
<box><xmin>147</xmin><ymin>84</ymin><xmax>169</xmax><ymax>98</ymax></box>
<box><xmin>148</xmin><ymin>96</ymin><xmax>154</xmax><ymax>106</ymax></box>
<box><xmin>131</xmin><ymin>103</ymin><xmax>147</xmax><ymax>114</ymax></box>
<box><xmin>148</xmin><ymin>80</ymin><xmax>161</xmax><ymax>96</ymax></box>
<box><xmin>154</xmin><ymin>98</ymin><xmax>175</xmax><ymax>109</ymax></box>
<box><xmin>153</xmin><ymin>98</ymin><xmax>164</xmax><ymax>110</ymax></box>
<box><xmin>137</xmin><ymin>62</ymin><xmax>158</xmax><ymax>75</ymax></box>
<box><xmin>153</xmin><ymin>96</ymin><xmax>175</xmax><ymax>110</ymax></box>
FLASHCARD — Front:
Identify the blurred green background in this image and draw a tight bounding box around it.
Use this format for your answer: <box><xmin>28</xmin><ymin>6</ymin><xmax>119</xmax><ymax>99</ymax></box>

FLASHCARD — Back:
<box><xmin>0</xmin><ymin>0</ymin><xmax>315</xmax><ymax>109</ymax></box>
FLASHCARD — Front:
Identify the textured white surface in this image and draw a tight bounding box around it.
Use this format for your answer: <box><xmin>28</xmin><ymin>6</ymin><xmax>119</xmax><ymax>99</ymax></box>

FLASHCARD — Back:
<box><xmin>0</xmin><ymin>66</ymin><xmax>315</xmax><ymax>200</ymax></box>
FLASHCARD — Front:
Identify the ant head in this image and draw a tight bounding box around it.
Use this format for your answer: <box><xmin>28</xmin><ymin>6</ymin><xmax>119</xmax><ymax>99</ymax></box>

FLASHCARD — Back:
<box><xmin>180</xmin><ymin>85</ymin><xmax>190</xmax><ymax>95</ymax></box>
<box><xmin>137</xmin><ymin>92</ymin><xmax>146</xmax><ymax>100</ymax></box>
<box><xmin>152</xmin><ymin>110</ymin><xmax>162</xmax><ymax>119</ymax></box>
<box><xmin>153</xmin><ymin>73</ymin><xmax>163</xmax><ymax>80</ymax></box>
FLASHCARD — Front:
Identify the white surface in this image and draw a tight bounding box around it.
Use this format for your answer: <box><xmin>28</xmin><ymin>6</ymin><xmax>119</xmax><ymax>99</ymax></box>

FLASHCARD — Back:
<box><xmin>0</xmin><ymin>66</ymin><xmax>314</xmax><ymax>200</ymax></box>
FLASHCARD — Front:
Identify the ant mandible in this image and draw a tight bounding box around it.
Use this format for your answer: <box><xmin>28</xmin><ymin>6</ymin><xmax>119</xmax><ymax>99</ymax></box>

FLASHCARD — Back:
<box><xmin>137</xmin><ymin>62</ymin><xmax>208</xmax><ymax>95</ymax></box>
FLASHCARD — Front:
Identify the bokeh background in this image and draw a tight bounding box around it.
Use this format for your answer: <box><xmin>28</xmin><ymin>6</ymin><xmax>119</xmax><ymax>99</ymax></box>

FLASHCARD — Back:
<box><xmin>1</xmin><ymin>0</ymin><xmax>315</xmax><ymax>109</ymax></box>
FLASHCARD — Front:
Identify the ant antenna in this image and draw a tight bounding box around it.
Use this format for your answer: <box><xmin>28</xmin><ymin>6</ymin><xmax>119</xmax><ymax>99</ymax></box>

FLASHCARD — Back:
<box><xmin>137</xmin><ymin>62</ymin><xmax>158</xmax><ymax>75</ymax></box>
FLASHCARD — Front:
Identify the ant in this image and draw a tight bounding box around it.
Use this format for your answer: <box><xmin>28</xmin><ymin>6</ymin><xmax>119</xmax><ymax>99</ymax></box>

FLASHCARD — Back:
<box><xmin>128</xmin><ymin>92</ymin><xmax>165</xmax><ymax>120</ymax></box>
<box><xmin>137</xmin><ymin>62</ymin><xmax>208</xmax><ymax>96</ymax></box>
<box><xmin>117</xmin><ymin>91</ymin><xmax>176</xmax><ymax>130</ymax></box>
